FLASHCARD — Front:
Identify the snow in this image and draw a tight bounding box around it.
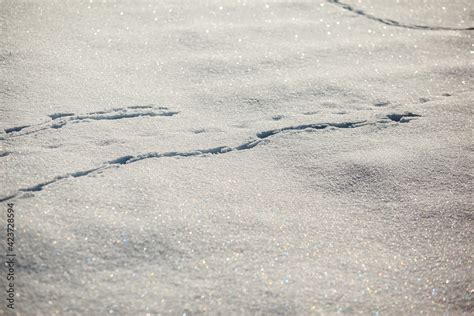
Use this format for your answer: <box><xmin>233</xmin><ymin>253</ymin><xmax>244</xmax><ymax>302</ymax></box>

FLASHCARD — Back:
<box><xmin>1</xmin><ymin>0</ymin><xmax>472</xmax><ymax>314</ymax></box>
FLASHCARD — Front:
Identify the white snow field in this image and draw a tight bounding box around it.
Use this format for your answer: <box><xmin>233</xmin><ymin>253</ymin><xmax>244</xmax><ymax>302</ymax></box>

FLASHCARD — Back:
<box><xmin>1</xmin><ymin>0</ymin><xmax>473</xmax><ymax>314</ymax></box>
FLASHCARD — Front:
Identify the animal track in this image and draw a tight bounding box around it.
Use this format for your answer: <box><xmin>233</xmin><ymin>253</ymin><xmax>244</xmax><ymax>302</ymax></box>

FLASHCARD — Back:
<box><xmin>5</xmin><ymin>125</ymin><xmax>29</xmax><ymax>134</ymax></box>
<box><xmin>3</xmin><ymin>105</ymin><xmax>178</xmax><ymax>138</ymax></box>
<box><xmin>192</xmin><ymin>128</ymin><xmax>206</xmax><ymax>134</ymax></box>
<box><xmin>256</xmin><ymin>121</ymin><xmax>366</xmax><ymax>139</ymax></box>
<box><xmin>48</xmin><ymin>113</ymin><xmax>75</xmax><ymax>120</ymax></box>
<box><xmin>383</xmin><ymin>112</ymin><xmax>421</xmax><ymax>123</ymax></box>
<box><xmin>0</xmin><ymin>112</ymin><xmax>420</xmax><ymax>202</ymax></box>
<box><xmin>374</xmin><ymin>100</ymin><xmax>390</xmax><ymax>107</ymax></box>
<box><xmin>327</xmin><ymin>0</ymin><xmax>474</xmax><ymax>31</ymax></box>
<box><xmin>272</xmin><ymin>115</ymin><xmax>285</xmax><ymax>121</ymax></box>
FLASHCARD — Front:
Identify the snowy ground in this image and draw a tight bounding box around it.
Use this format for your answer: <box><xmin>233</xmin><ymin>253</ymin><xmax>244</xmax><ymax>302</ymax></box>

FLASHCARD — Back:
<box><xmin>1</xmin><ymin>0</ymin><xmax>473</xmax><ymax>314</ymax></box>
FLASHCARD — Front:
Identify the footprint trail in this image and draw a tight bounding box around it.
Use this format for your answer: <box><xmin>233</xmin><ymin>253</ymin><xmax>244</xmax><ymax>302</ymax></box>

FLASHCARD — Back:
<box><xmin>3</xmin><ymin>105</ymin><xmax>179</xmax><ymax>139</ymax></box>
<box><xmin>0</xmin><ymin>112</ymin><xmax>420</xmax><ymax>202</ymax></box>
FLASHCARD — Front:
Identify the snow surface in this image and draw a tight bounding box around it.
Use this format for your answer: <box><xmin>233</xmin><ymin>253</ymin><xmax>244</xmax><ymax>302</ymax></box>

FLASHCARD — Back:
<box><xmin>0</xmin><ymin>0</ymin><xmax>473</xmax><ymax>314</ymax></box>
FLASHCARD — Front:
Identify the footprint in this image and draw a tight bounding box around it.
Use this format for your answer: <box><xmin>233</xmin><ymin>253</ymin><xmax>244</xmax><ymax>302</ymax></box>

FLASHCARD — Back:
<box><xmin>4</xmin><ymin>125</ymin><xmax>30</xmax><ymax>134</ymax></box>
<box><xmin>374</xmin><ymin>100</ymin><xmax>390</xmax><ymax>107</ymax></box>
<box><xmin>384</xmin><ymin>112</ymin><xmax>421</xmax><ymax>123</ymax></box>
<box><xmin>192</xmin><ymin>128</ymin><xmax>206</xmax><ymax>134</ymax></box>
